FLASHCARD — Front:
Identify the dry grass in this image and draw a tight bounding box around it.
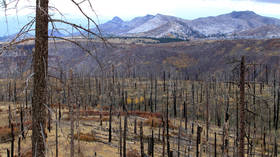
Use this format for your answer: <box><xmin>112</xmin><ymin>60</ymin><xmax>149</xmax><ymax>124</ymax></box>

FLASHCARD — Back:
<box><xmin>62</xmin><ymin>115</ymin><xmax>110</xmax><ymax>122</ymax></box>
<box><xmin>129</xmin><ymin>111</ymin><xmax>162</xmax><ymax>119</ymax></box>
<box><xmin>142</xmin><ymin>116</ymin><xmax>177</xmax><ymax>129</ymax></box>
<box><xmin>80</xmin><ymin>116</ymin><xmax>110</xmax><ymax>121</ymax></box>
<box><xmin>64</xmin><ymin>110</ymin><xmax>162</xmax><ymax>118</ymax></box>
<box><xmin>15</xmin><ymin>149</ymin><xmax>32</xmax><ymax>157</ymax></box>
<box><xmin>126</xmin><ymin>149</ymin><xmax>141</xmax><ymax>157</ymax></box>
<box><xmin>0</xmin><ymin>127</ymin><xmax>19</xmax><ymax>143</ymax></box>
<box><xmin>74</xmin><ymin>133</ymin><xmax>98</xmax><ymax>142</ymax></box>
<box><xmin>143</xmin><ymin>117</ymin><xmax>163</xmax><ymax>127</ymax></box>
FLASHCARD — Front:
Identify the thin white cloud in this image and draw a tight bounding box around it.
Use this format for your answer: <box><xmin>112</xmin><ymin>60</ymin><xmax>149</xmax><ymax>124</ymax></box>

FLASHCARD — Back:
<box><xmin>2</xmin><ymin>0</ymin><xmax>279</xmax><ymax>19</ymax></box>
<box><xmin>0</xmin><ymin>0</ymin><xmax>280</xmax><ymax>26</ymax></box>
<box><xmin>252</xmin><ymin>0</ymin><xmax>280</xmax><ymax>4</ymax></box>
<box><xmin>77</xmin><ymin>0</ymin><xmax>280</xmax><ymax>20</ymax></box>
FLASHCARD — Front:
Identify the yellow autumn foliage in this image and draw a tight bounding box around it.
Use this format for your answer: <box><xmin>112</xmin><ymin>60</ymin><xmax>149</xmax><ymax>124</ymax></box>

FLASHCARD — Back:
<box><xmin>139</xmin><ymin>96</ymin><xmax>144</xmax><ymax>103</ymax></box>
<box><xmin>163</xmin><ymin>53</ymin><xmax>197</xmax><ymax>68</ymax></box>
<box><xmin>127</xmin><ymin>97</ymin><xmax>132</xmax><ymax>104</ymax></box>
<box><xmin>134</xmin><ymin>98</ymin><xmax>139</xmax><ymax>104</ymax></box>
<box><xmin>245</xmin><ymin>47</ymin><xmax>251</xmax><ymax>51</ymax></box>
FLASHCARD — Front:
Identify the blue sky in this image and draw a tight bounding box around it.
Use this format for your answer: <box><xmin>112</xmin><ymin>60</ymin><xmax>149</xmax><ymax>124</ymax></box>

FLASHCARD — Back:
<box><xmin>62</xmin><ymin>0</ymin><xmax>280</xmax><ymax>20</ymax></box>
<box><xmin>1</xmin><ymin>0</ymin><xmax>280</xmax><ymax>36</ymax></box>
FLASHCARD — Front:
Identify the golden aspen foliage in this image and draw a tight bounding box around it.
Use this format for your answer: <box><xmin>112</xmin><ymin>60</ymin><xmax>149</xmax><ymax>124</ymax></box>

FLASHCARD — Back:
<box><xmin>127</xmin><ymin>97</ymin><xmax>132</xmax><ymax>104</ymax></box>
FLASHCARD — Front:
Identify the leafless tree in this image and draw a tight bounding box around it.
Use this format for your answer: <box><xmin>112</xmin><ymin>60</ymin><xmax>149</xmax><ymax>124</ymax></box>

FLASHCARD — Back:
<box><xmin>239</xmin><ymin>56</ymin><xmax>245</xmax><ymax>157</ymax></box>
<box><xmin>1</xmin><ymin>0</ymin><xmax>105</xmax><ymax>156</ymax></box>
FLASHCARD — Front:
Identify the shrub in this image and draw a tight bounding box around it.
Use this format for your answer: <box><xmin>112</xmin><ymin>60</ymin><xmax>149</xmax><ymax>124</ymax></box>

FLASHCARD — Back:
<box><xmin>126</xmin><ymin>149</ymin><xmax>141</xmax><ymax>157</ymax></box>
<box><xmin>74</xmin><ymin>133</ymin><xmax>97</xmax><ymax>142</ymax></box>
<box><xmin>15</xmin><ymin>149</ymin><xmax>32</xmax><ymax>157</ymax></box>
<box><xmin>142</xmin><ymin>117</ymin><xmax>176</xmax><ymax>129</ymax></box>
<box><xmin>0</xmin><ymin>127</ymin><xmax>19</xmax><ymax>143</ymax></box>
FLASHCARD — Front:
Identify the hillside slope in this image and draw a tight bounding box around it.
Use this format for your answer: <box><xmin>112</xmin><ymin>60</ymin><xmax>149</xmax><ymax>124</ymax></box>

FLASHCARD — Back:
<box><xmin>1</xmin><ymin>38</ymin><xmax>280</xmax><ymax>79</ymax></box>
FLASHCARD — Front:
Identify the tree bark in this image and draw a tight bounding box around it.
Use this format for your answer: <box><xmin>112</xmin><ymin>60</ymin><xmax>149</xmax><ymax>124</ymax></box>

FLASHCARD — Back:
<box><xmin>109</xmin><ymin>104</ymin><xmax>112</xmax><ymax>142</ymax></box>
<box><xmin>32</xmin><ymin>0</ymin><xmax>49</xmax><ymax>156</ymax></box>
<box><xmin>238</xmin><ymin>56</ymin><xmax>245</xmax><ymax>157</ymax></box>
<box><xmin>140</xmin><ymin>121</ymin><xmax>144</xmax><ymax>157</ymax></box>
<box><xmin>69</xmin><ymin>70</ymin><xmax>75</xmax><ymax>157</ymax></box>
<box><xmin>11</xmin><ymin>124</ymin><xmax>14</xmax><ymax>157</ymax></box>
<box><xmin>119</xmin><ymin>116</ymin><xmax>122</xmax><ymax>157</ymax></box>
<box><xmin>123</xmin><ymin>115</ymin><xmax>127</xmax><ymax>157</ymax></box>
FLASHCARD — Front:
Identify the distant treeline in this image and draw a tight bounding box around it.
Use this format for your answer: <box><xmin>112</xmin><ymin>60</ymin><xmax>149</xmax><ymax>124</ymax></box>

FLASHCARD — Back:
<box><xmin>154</xmin><ymin>37</ymin><xmax>188</xmax><ymax>43</ymax></box>
<box><xmin>108</xmin><ymin>36</ymin><xmax>189</xmax><ymax>43</ymax></box>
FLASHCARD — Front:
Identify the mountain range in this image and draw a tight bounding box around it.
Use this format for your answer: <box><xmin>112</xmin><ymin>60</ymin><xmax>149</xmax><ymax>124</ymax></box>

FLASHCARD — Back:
<box><xmin>95</xmin><ymin>11</ymin><xmax>280</xmax><ymax>40</ymax></box>
<box><xmin>1</xmin><ymin>11</ymin><xmax>280</xmax><ymax>41</ymax></box>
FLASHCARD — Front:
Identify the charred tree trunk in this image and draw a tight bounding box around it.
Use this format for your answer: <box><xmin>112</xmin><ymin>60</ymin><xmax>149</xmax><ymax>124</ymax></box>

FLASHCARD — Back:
<box><xmin>273</xmin><ymin>77</ymin><xmax>277</xmax><ymax>129</ymax></box>
<box><xmin>25</xmin><ymin>88</ymin><xmax>28</xmax><ymax>110</ymax></box>
<box><xmin>223</xmin><ymin>97</ymin><xmax>230</xmax><ymax>156</ymax></box>
<box><xmin>196</xmin><ymin>125</ymin><xmax>202</xmax><ymax>157</ymax></box>
<box><xmin>119</xmin><ymin>116</ymin><xmax>122</xmax><ymax>157</ymax></box>
<box><xmin>8</xmin><ymin>81</ymin><xmax>11</xmax><ymax>102</ymax></box>
<box><xmin>11</xmin><ymin>124</ymin><xmax>14</xmax><ymax>157</ymax></box>
<box><xmin>183</xmin><ymin>101</ymin><xmax>187</xmax><ymax>131</ymax></box>
<box><xmin>134</xmin><ymin>118</ymin><xmax>137</xmax><ymax>135</ymax></box>
<box><xmin>13</xmin><ymin>81</ymin><xmax>16</xmax><ymax>102</ymax></box>
<box><xmin>123</xmin><ymin>115</ymin><xmax>127</xmax><ymax>157</ymax></box>
<box><xmin>264</xmin><ymin>132</ymin><xmax>269</xmax><ymax>156</ymax></box>
<box><xmin>265</xmin><ymin>65</ymin><xmax>268</xmax><ymax>85</ymax></box>
<box><xmin>163</xmin><ymin>71</ymin><xmax>166</xmax><ymax>92</ymax></box>
<box><xmin>215</xmin><ymin>132</ymin><xmax>217</xmax><ymax>157</ymax></box>
<box><xmin>32</xmin><ymin>0</ymin><xmax>49</xmax><ymax>156</ymax></box>
<box><xmin>69</xmin><ymin>99</ymin><xmax>74</xmax><ymax>157</ymax></box>
<box><xmin>8</xmin><ymin>105</ymin><xmax>11</xmax><ymax>129</ymax></box>
<box><xmin>166</xmin><ymin>91</ymin><xmax>171</xmax><ymax>157</ymax></box>
<box><xmin>56</xmin><ymin>108</ymin><xmax>58</xmax><ymax>157</ymax></box>
<box><xmin>18</xmin><ymin>137</ymin><xmax>21</xmax><ymax>157</ymax></box>
<box><xmin>48</xmin><ymin>103</ymin><xmax>51</xmax><ymax>133</ymax></box>
<box><xmin>206</xmin><ymin>85</ymin><xmax>209</xmax><ymax>142</ymax></box>
<box><xmin>150</xmin><ymin>75</ymin><xmax>153</xmax><ymax>113</ymax></box>
<box><xmin>109</xmin><ymin>104</ymin><xmax>112</xmax><ymax>143</ymax></box>
<box><xmin>276</xmin><ymin>89</ymin><xmax>280</xmax><ymax>130</ymax></box>
<box><xmin>173</xmin><ymin>82</ymin><xmax>177</xmax><ymax>117</ymax></box>
<box><xmin>7</xmin><ymin>149</ymin><xmax>10</xmax><ymax>157</ymax></box>
<box><xmin>238</xmin><ymin>56</ymin><xmax>245</xmax><ymax>157</ymax></box>
<box><xmin>20</xmin><ymin>105</ymin><xmax>24</xmax><ymax>139</ymax></box>
<box><xmin>192</xmin><ymin>83</ymin><xmax>195</xmax><ymax>121</ymax></box>
<box><xmin>144</xmin><ymin>90</ymin><xmax>147</xmax><ymax>112</ymax></box>
<box><xmin>235</xmin><ymin>88</ymin><xmax>239</xmax><ymax>154</ymax></box>
<box><xmin>69</xmin><ymin>70</ymin><xmax>75</xmax><ymax>157</ymax></box>
<box><xmin>162</xmin><ymin>117</ymin><xmax>166</xmax><ymax>157</ymax></box>
<box><xmin>178</xmin><ymin>120</ymin><xmax>182</xmax><ymax>157</ymax></box>
<box><xmin>274</xmin><ymin>135</ymin><xmax>278</xmax><ymax>157</ymax></box>
<box><xmin>155</xmin><ymin>78</ymin><xmax>157</xmax><ymax>112</ymax></box>
<box><xmin>140</xmin><ymin>121</ymin><xmax>144</xmax><ymax>157</ymax></box>
<box><xmin>148</xmin><ymin>124</ymin><xmax>154</xmax><ymax>157</ymax></box>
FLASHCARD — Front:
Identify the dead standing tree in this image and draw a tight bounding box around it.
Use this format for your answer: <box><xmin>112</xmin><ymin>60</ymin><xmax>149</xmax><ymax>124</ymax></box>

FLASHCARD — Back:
<box><xmin>239</xmin><ymin>56</ymin><xmax>245</xmax><ymax>157</ymax></box>
<box><xmin>31</xmin><ymin>0</ymin><xmax>49</xmax><ymax>156</ymax></box>
<box><xmin>1</xmin><ymin>0</ymin><xmax>105</xmax><ymax>156</ymax></box>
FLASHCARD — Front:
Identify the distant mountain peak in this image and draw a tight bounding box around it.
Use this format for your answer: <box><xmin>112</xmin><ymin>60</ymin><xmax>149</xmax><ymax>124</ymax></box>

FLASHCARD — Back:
<box><xmin>230</xmin><ymin>11</ymin><xmax>257</xmax><ymax>18</ymax></box>
<box><xmin>155</xmin><ymin>13</ymin><xmax>168</xmax><ymax>18</ymax></box>
<box><xmin>144</xmin><ymin>14</ymin><xmax>154</xmax><ymax>18</ymax></box>
<box><xmin>231</xmin><ymin>10</ymin><xmax>256</xmax><ymax>14</ymax></box>
<box><xmin>155</xmin><ymin>13</ymin><xmax>164</xmax><ymax>16</ymax></box>
<box><xmin>111</xmin><ymin>16</ymin><xmax>123</xmax><ymax>24</ymax></box>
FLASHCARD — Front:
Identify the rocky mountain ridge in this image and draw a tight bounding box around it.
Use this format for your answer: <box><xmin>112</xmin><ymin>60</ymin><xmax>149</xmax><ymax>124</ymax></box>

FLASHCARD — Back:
<box><xmin>96</xmin><ymin>11</ymin><xmax>280</xmax><ymax>39</ymax></box>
